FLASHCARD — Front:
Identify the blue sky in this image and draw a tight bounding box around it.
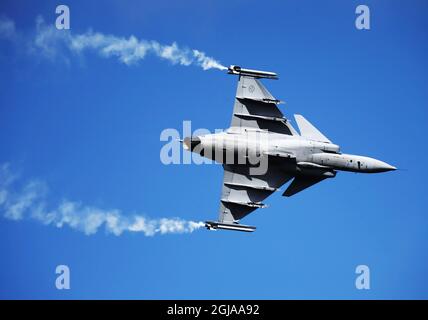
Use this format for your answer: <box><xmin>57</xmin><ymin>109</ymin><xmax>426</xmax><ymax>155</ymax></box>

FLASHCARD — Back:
<box><xmin>0</xmin><ymin>0</ymin><xmax>427</xmax><ymax>299</ymax></box>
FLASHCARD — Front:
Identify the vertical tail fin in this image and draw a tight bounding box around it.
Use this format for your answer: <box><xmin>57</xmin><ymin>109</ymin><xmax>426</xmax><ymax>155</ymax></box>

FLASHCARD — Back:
<box><xmin>294</xmin><ymin>114</ymin><xmax>331</xmax><ymax>143</ymax></box>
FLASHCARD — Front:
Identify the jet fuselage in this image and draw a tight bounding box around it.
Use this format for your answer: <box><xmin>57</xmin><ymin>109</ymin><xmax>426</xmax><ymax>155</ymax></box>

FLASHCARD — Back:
<box><xmin>184</xmin><ymin>129</ymin><xmax>396</xmax><ymax>176</ymax></box>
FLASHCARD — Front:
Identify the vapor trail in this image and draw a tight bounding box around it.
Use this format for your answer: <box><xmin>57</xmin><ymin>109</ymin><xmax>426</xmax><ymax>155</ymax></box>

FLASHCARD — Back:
<box><xmin>0</xmin><ymin>15</ymin><xmax>227</xmax><ymax>71</ymax></box>
<box><xmin>22</xmin><ymin>15</ymin><xmax>226</xmax><ymax>70</ymax></box>
<box><xmin>0</xmin><ymin>164</ymin><xmax>204</xmax><ymax>236</ymax></box>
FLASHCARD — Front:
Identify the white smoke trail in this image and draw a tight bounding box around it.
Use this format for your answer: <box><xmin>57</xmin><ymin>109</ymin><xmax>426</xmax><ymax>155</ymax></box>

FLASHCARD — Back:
<box><xmin>0</xmin><ymin>164</ymin><xmax>204</xmax><ymax>236</ymax></box>
<box><xmin>29</xmin><ymin>15</ymin><xmax>227</xmax><ymax>70</ymax></box>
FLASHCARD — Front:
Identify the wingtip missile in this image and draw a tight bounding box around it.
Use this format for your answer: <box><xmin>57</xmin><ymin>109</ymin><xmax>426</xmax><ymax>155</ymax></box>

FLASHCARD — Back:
<box><xmin>205</xmin><ymin>221</ymin><xmax>256</xmax><ymax>232</ymax></box>
<box><xmin>227</xmin><ymin>65</ymin><xmax>278</xmax><ymax>79</ymax></box>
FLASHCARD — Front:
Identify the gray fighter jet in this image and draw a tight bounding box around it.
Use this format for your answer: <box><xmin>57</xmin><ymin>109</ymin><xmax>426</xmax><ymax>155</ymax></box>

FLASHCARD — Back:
<box><xmin>183</xmin><ymin>65</ymin><xmax>396</xmax><ymax>232</ymax></box>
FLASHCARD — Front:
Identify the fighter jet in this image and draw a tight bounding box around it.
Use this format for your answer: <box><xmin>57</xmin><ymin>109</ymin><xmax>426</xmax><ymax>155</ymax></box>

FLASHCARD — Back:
<box><xmin>183</xmin><ymin>65</ymin><xmax>396</xmax><ymax>232</ymax></box>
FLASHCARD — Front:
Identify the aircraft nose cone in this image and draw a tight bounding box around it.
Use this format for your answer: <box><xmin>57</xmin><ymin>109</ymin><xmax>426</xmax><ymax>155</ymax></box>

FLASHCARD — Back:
<box><xmin>385</xmin><ymin>164</ymin><xmax>397</xmax><ymax>171</ymax></box>
<box><xmin>374</xmin><ymin>160</ymin><xmax>396</xmax><ymax>172</ymax></box>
